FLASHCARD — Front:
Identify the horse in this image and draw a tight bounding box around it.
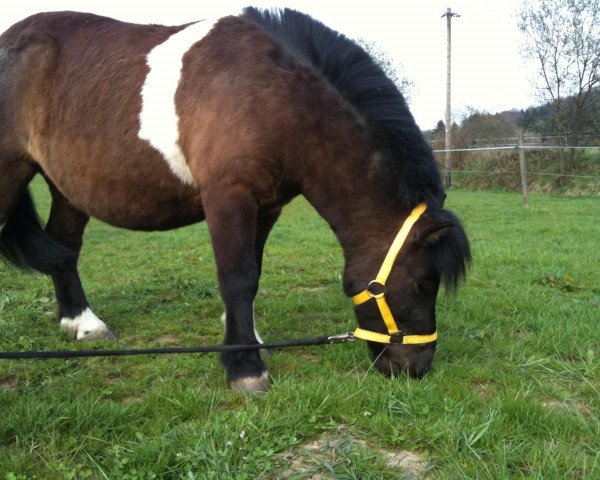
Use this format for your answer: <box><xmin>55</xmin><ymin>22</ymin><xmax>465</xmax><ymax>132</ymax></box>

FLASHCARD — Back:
<box><xmin>0</xmin><ymin>8</ymin><xmax>470</xmax><ymax>393</ymax></box>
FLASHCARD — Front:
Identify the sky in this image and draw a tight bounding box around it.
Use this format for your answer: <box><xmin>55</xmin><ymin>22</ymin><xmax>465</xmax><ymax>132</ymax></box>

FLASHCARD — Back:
<box><xmin>0</xmin><ymin>0</ymin><xmax>537</xmax><ymax>130</ymax></box>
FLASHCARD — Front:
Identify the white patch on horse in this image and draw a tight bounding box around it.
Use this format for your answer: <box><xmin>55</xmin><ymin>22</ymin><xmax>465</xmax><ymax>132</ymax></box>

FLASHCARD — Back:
<box><xmin>0</xmin><ymin>223</ymin><xmax>4</xmax><ymax>234</ymax></box>
<box><xmin>60</xmin><ymin>307</ymin><xmax>112</xmax><ymax>340</ymax></box>
<box><xmin>221</xmin><ymin>303</ymin><xmax>264</xmax><ymax>344</ymax></box>
<box><xmin>138</xmin><ymin>16</ymin><xmax>233</xmax><ymax>185</ymax></box>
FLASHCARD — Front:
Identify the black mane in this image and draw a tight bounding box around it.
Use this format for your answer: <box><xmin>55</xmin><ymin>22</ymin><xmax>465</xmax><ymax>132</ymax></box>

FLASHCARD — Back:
<box><xmin>243</xmin><ymin>7</ymin><xmax>444</xmax><ymax>209</ymax></box>
<box><xmin>243</xmin><ymin>7</ymin><xmax>469</xmax><ymax>288</ymax></box>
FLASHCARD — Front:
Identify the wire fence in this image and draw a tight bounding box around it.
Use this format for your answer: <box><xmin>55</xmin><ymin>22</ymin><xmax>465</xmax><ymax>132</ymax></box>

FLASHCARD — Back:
<box><xmin>456</xmin><ymin>131</ymin><xmax>600</xmax><ymax>148</ymax></box>
<box><xmin>433</xmin><ymin>145</ymin><xmax>600</xmax><ymax>152</ymax></box>
<box><xmin>430</xmin><ymin>136</ymin><xmax>600</xmax><ymax>204</ymax></box>
<box><xmin>440</xmin><ymin>169</ymin><xmax>598</xmax><ymax>180</ymax></box>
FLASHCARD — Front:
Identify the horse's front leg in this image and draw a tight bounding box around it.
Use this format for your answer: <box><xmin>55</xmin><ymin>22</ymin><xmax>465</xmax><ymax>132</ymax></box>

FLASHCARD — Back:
<box><xmin>204</xmin><ymin>187</ymin><xmax>268</xmax><ymax>393</ymax></box>
<box><xmin>220</xmin><ymin>207</ymin><xmax>282</xmax><ymax>346</ymax></box>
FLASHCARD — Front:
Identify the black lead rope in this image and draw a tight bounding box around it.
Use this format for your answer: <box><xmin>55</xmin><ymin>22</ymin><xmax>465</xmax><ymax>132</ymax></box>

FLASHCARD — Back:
<box><xmin>0</xmin><ymin>332</ymin><xmax>356</xmax><ymax>360</ymax></box>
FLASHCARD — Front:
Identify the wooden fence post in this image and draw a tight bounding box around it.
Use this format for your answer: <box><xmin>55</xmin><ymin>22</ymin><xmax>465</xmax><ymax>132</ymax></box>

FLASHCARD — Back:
<box><xmin>517</xmin><ymin>128</ymin><xmax>530</xmax><ymax>208</ymax></box>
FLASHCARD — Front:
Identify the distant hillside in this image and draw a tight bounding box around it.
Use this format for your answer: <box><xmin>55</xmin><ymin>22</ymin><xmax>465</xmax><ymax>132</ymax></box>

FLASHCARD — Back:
<box><xmin>424</xmin><ymin>87</ymin><xmax>600</xmax><ymax>148</ymax></box>
<box><xmin>422</xmin><ymin>92</ymin><xmax>600</xmax><ymax>196</ymax></box>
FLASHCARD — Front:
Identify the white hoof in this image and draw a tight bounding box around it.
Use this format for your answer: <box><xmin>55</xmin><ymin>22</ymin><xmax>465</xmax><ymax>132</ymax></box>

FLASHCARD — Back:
<box><xmin>60</xmin><ymin>308</ymin><xmax>117</xmax><ymax>341</ymax></box>
<box><xmin>229</xmin><ymin>372</ymin><xmax>270</xmax><ymax>393</ymax></box>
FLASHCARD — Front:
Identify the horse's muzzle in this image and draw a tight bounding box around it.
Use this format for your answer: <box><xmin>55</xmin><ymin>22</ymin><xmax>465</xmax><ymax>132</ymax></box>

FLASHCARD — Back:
<box><xmin>372</xmin><ymin>343</ymin><xmax>436</xmax><ymax>378</ymax></box>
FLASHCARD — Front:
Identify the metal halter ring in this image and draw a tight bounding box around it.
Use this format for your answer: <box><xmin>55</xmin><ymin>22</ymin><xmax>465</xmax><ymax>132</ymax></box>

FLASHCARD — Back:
<box><xmin>367</xmin><ymin>280</ymin><xmax>386</xmax><ymax>299</ymax></box>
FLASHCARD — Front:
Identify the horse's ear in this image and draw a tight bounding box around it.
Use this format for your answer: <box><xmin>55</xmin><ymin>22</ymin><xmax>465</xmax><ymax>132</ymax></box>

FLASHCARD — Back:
<box><xmin>416</xmin><ymin>221</ymin><xmax>453</xmax><ymax>246</ymax></box>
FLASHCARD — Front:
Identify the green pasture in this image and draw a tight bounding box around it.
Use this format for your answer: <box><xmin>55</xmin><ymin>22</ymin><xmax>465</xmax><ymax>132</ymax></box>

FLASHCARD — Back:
<box><xmin>1</xmin><ymin>179</ymin><xmax>598</xmax><ymax>479</ymax></box>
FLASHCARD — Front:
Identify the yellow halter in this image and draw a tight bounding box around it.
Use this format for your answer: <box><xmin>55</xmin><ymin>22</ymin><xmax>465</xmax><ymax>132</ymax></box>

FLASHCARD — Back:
<box><xmin>352</xmin><ymin>203</ymin><xmax>438</xmax><ymax>345</ymax></box>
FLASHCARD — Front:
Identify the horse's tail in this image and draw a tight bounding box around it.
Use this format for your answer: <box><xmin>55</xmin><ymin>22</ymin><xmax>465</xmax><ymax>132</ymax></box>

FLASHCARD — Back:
<box><xmin>0</xmin><ymin>189</ymin><xmax>75</xmax><ymax>275</ymax></box>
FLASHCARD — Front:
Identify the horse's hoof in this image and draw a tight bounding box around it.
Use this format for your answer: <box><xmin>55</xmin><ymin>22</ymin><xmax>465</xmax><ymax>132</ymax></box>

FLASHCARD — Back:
<box><xmin>78</xmin><ymin>328</ymin><xmax>117</xmax><ymax>341</ymax></box>
<box><xmin>229</xmin><ymin>373</ymin><xmax>270</xmax><ymax>393</ymax></box>
<box><xmin>61</xmin><ymin>308</ymin><xmax>116</xmax><ymax>341</ymax></box>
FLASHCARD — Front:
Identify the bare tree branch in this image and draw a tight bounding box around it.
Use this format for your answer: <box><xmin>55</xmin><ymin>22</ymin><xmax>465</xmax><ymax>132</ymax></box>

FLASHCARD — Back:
<box><xmin>356</xmin><ymin>38</ymin><xmax>415</xmax><ymax>104</ymax></box>
<box><xmin>519</xmin><ymin>0</ymin><xmax>600</xmax><ymax>138</ymax></box>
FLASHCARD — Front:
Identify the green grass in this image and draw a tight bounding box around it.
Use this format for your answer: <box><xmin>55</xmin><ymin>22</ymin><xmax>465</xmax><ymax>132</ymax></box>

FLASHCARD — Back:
<box><xmin>1</xmin><ymin>179</ymin><xmax>599</xmax><ymax>479</ymax></box>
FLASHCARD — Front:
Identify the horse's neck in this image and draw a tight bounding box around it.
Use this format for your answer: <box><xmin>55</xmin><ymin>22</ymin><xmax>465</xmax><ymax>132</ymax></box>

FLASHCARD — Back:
<box><xmin>299</xmin><ymin>140</ymin><xmax>402</xmax><ymax>288</ymax></box>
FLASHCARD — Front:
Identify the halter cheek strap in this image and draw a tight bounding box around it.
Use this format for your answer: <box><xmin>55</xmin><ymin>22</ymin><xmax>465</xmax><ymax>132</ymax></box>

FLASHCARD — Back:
<box><xmin>351</xmin><ymin>203</ymin><xmax>438</xmax><ymax>345</ymax></box>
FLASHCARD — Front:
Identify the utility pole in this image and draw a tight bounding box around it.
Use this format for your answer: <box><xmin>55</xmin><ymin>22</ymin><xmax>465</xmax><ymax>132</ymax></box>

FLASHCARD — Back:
<box><xmin>517</xmin><ymin>128</ymin><xmax>530</xmax><ymax>208</ymax></box>
<box><xmin>442</xmin><ymin>7</ymin><xmax>460</xmax><ymax>188</ymax></box>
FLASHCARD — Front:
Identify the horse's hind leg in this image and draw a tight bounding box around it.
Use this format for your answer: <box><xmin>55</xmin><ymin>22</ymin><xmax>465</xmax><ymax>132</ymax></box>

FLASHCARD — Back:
<box><xmin>204</xmin><ymin>186</ymin><xmax>269</xmax><ymax>393</ymax></box>
<box><xmin>44</xmin><ymin>182</ymin><xmax>116</xmax><ymax>341</ymax></box>
<box><xmin>0</xmin><ymin>156</ymin><xmax>70</xmax><ymax>278</ymax></box>
<box><xmin>0</xmin><ymin>159</ymin><xmax>36</xmax><ymax>232</ymax></box>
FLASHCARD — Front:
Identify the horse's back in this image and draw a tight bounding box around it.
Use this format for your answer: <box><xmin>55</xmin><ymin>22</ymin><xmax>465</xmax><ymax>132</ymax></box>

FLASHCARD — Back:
<box><xmin>1</xmin><ymin>11</ymin><xmax>307</xmax><ymax>230</ymax></box>
<box><xmin>0</xmin><ymin>11</ymin><xmax>171</xmax><ymax>47</ymax></box>
<box><xmin>0</xmin><ymin>12</ymin><xmax>210</xmax><ymax>230</ymax></box>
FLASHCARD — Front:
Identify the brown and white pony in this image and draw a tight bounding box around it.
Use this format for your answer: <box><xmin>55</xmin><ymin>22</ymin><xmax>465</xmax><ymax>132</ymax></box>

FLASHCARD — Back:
<box><xmin>0</xmin><ymin>8</ymin><xmax>470</xmax><ymax>392</ymax></box>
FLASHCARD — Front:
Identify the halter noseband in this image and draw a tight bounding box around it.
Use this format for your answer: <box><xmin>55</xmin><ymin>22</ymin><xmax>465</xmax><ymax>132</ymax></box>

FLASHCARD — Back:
<box><xmin>352</xmin><ymin>203</ymin><xmax>438</xmax><ymax>345</ymax></box>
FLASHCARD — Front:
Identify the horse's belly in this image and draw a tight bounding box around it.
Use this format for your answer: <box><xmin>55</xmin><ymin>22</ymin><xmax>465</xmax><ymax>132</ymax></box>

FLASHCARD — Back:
<box><xmin>45</xmin><ymin>166</ymin><xmax>205</xmax><ymax>231</ymax></box>
<box><xmin>93</xmin><ymin>194</ymin><xmax>206</xmax><ymax>231</ymax></box>
<box><xmin>93</xmin><ymin>185</ymin><xmax>204</xmax><ymax>231</ymax></box>
<box><xmin>31</xmin><ymin>130</ymin><xmax>206</xmax><ymax>230</ymax></box>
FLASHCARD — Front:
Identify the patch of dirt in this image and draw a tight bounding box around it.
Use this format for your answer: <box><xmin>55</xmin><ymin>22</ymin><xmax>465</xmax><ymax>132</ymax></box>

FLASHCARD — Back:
<box><xmin>300</xmin><ymin>353</ymin><xmax>318</xmax><ymax>362</ymax></box>
<box><xmin>472</xmin><ymin>380</ymin><xmax>500</xmax><ymax>399</ymax></box>
<box><xmin>279</xmin><ymin>429</ymin><xmax>428</xmax><ymax>479</ymax></box>
<box><xmin>156</xmin><ymin>334</ymin><xmax>181</xmax><ymax>343</ymax></box>
<box><xmin>375</xmin><ymin>447</ymin><xmax>428</xmax><ymax>474</ymax></box>
<box><xmin>292</xmin><ymin>286</ymin><xmax>325</xmax><ymax>293</ymax></box>
<box><xmin>0</xmin><ymin>375</ymin><xmax>17</xmax><ymax>390</ymax></box>
<box><xmin>541</xmin><ymin>398</ymin><xmax>591</xmax><ymax>416</ymax></box>
<box><xmin>542</xmin><ymin>398</ymin><xmax>561</xmax><ymax>409</ymax></box>
<box><xmin>121</xmin><ymin>395</ymin><xmax>144</xmax><ymax>404</ymax></box>
<box><xmin>280</xmin><ymin>436</ymin><xmax>342</xmax><ymax>480</ymax></box>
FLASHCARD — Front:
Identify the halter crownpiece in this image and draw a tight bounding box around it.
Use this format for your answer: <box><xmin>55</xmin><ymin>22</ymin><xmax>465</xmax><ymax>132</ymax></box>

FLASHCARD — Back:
<box><xmin>352</xmin><ymin>203</ymin><xmax>438</xmax><ymax>345</ymax></box>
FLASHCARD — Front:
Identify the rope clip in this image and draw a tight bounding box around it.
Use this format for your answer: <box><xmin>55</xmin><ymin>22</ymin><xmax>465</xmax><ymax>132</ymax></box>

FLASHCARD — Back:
<box><xmin>327</xmin><ymin>332</ymin><xmax>357</xmax><ymax>343</ymax></box>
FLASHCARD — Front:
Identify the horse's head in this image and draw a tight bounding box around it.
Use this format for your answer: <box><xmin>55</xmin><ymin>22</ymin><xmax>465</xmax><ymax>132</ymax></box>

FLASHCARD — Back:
<box><xmin>346</xmin><ymin>204</ymin><xmax>470</xmax><ymax>378</ymax></box>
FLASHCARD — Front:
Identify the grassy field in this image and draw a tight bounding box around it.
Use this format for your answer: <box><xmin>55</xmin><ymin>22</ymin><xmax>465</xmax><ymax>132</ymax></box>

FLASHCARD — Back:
<box><xmin>1</xmin><ymin>179</ymin><xmax>599</xmax><ymax>479</ymax></box>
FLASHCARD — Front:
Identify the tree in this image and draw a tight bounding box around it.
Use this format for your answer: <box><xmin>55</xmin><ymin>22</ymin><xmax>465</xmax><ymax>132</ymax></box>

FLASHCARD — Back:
<box><xmin>427</xmin><ymin>120</ymin><xmax>446</xmax><ymax>149</ymax></box>
<box><xmin>356</xmin><ymin>38</ymin><xmax>415</xmax><ymax>103</ymax></box>
<box><xmin>433</xmin><ymin>120</ymin><xmax>446</xmax><ymax>137</ymax></box>
<box><xmin>458</xmin><ymin>108</ymin><xmax>515</xmax><ymax>146</ymax></box>
<box><xmin>519</xmin><ymin>0</ymin><xmax>600</xmax><ymax>144</ymax></box>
